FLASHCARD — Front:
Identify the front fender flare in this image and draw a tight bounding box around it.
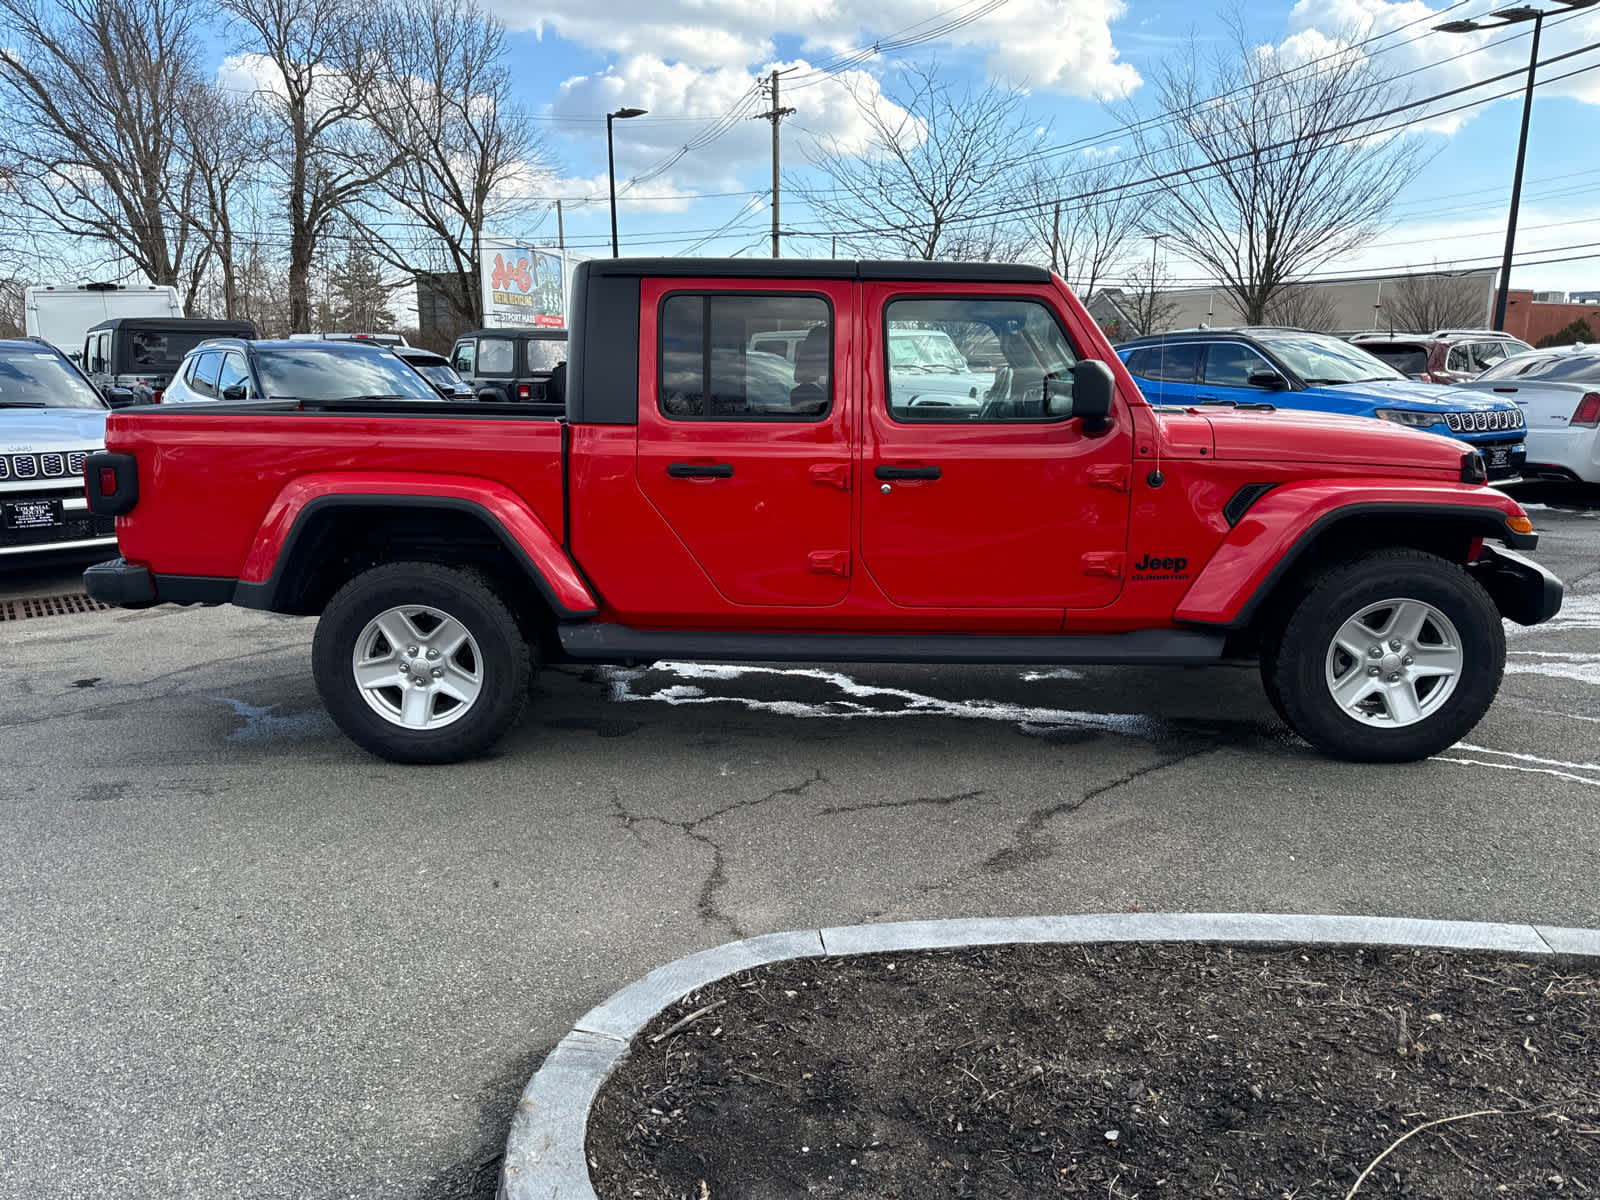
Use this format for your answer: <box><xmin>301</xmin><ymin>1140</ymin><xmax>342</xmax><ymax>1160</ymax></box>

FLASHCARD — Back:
<box><xmin>1175</xmin><ymin>483</ymin><xmax>1536</xmax><ymax>629</ymax></box>
<box><xmin>233</xmin><ymin>473</ymin><xmax>598</xmax><ymax>617</ymax></box>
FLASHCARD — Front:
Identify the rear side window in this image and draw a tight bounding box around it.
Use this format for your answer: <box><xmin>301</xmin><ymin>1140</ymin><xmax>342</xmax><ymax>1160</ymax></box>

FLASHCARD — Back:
<box><xmin>1125</xmin><ymin>344</ymin><xmax>1202</xmax><ymax>383</ymax></box>
<box><xmin>659</xmin><ymin>293</ymin><xmax>831</xmax><ymax>421</ymax></box>
<box><xmin>186</xmin><ymin>352</ymin><xmax>222</xmax><ymax>397</ymax></box>
<box><xmin>478</xmin><ymin>338</ymin><xmax>515</xmax><ymax>375</ymax></box>
<box><xmin>526</xmin><ymin>339</ymin><xmax>566</xmax><ymax>373</ymax></box>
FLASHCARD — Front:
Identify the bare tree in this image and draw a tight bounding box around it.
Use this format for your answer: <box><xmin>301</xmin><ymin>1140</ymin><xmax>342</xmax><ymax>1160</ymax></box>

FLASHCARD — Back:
<box><xmin>221</xmin><ymin>0</ymin><xmax>406</xmax><ymax>331</ymax></box>
<box><xmin>346</xmin><ymin>0</ymin><xmax>548</xmax><ymax>329</ymax></box>
<box><xmin>1128</xmin><ymin>18</ymin><xmax>1431</xmax><ymax>325</ymax></box>
<box><xmin>1018</xmin><ymin>158</ymin><xmax>1141</xmax><ymax>296</ymax></box>
<box><xmin>178</xmin><ymin>83</ymin><xmax>274</xmax><ymax>320</ymax></box>
<box><xmin>0</xmin><ymin>277</ymin><xmax>24</xmax><ymax>337</ymax></box>
<box><xmin>0</xmin><ymin>0</ymin><xmax>209</xmax><ymax>302</ymax></box>
<box><xmin>1380</xmin><ymin>272</ymin><xmax>1488</xmax><ymax>333</ymax></box>
<box><xmin>794</xmin><ymin>64</ymin><xmax>1041</xmax><ymax>261</ymax></box>
<box><xmin>1265</xmin><ymin>284</ymin><xmax>1340</xmax><ymax>331</ymax></box>
<box><xmin>1121</xmin><ymin>255</ymin><xmax>1181</xmax><ymax>338</ymax></box>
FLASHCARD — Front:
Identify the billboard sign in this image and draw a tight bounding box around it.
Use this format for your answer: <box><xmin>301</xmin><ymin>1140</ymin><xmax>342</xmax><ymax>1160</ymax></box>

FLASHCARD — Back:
<box><xmin>482</xmin><ymin>246</ymin><xmax>567</xmax><ymax>328</ymax></box>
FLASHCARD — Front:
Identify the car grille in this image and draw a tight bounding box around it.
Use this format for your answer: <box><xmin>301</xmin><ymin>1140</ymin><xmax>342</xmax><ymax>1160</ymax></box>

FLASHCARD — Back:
<box><xmin>0</xmin><ymin>450</ymin><xmax>96</xmax><ymax>480</ymax></box>
<box><xmin>1444</xmin><ymin>409</ymin><xmax>1522</xmax><ymax>433</ymax></box>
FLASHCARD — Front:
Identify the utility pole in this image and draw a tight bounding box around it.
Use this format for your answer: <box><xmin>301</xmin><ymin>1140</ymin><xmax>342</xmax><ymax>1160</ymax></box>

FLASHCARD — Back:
<box><xmin>1050</xmin><ymin>202</ymin><xmax>1061</xmax><ymax>275</ymax></box>
<box><xmin>556</xmin><ymin>200</ymin><xmax>565</xmax><ymax>253</ymax></box>
<box><xmin>755</xmin><ymin>70</ymin><xmax>795</xmax><ymax>258</ymax></box>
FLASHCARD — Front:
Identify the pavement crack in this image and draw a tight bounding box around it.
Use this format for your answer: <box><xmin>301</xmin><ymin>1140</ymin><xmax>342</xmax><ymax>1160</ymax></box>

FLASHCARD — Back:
<box><xmin>818</xmin><ymin>789</ymin><xmax>986</xmax><ymax>817</ymax></box>
<box><xmin>608</xmin><ymin>770</ymin><xmax>830</xmax><ymax>941</ymax></box>
<box><xmin>982</xmin><ymin>748</ymin><xmax>1215</xmax><ymax>877</ymax></box>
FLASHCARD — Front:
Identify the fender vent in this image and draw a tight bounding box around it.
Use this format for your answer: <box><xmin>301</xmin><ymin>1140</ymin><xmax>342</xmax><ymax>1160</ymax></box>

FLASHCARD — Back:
<box><xmin>1223</xmin><ymin>483</ymin><xmax>1278</xmax><ymax>527</ymax></box>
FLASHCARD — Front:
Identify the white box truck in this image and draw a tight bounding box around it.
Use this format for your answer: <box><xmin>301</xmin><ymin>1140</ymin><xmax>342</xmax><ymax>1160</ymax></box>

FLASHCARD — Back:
<box><xmin>24</xmin><ymin>283</ymin><xmax>184</xmax><ymax>364</ymax></box>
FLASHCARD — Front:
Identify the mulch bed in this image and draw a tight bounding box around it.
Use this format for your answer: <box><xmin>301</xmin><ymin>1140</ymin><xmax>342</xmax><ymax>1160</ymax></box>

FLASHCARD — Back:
<box><xmin>586</xmin><ymin>942</ymin><xmax>1600</xmax><ymax>1199</ymax></box>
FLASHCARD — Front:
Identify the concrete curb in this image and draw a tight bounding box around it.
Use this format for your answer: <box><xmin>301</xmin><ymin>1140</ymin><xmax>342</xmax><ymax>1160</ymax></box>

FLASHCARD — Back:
<box><xmin>497</xmin><ymin>912</ymin><xmax>1600</xmax><ymax>1200</ymax></box>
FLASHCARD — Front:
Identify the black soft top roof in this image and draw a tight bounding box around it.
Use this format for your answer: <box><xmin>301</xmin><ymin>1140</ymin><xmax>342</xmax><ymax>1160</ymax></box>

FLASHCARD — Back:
<box><xmin>86</xmin><ymin>317</ymin><xmax>257</xmax><ymax>334</ymax></box>
<box><xmin>457</xmin><ymin>327</ymin><xmax>568</xmax><ymax>341</ymax></box>
<box><xmin>584</xmin><ymin>258</ymin><xmax>1053</xmax><ymax>284</ymax></box>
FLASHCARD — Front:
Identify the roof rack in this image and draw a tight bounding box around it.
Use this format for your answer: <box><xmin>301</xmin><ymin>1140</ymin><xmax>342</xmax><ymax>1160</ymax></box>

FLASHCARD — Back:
<box><xmin>1429</xmin><ymin>328</ymin><xmax>1502</xmax><ymax>338</ymax></box>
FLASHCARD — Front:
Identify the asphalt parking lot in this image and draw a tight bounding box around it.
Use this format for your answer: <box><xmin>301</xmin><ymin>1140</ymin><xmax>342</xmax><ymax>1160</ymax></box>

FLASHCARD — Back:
<box><xmin>2</xmin><ymin>493</ymin><xmax>1597</xmax><ymax>1199</ymax></box>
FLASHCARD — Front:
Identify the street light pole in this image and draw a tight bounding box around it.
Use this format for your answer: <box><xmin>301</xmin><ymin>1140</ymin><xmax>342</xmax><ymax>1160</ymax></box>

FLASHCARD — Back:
<box><xmin>1436</xmin><ymin>0</ymin><xmax>1597</xmax><ymax>330</ymax></box>
<box><xmin>606</xmin><ymin>106</ymin><xmax>647</xmax><ymax>259</ymax></box>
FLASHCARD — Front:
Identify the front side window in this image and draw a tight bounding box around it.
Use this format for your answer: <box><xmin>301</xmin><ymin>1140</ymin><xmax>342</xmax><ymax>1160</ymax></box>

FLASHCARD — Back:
<box><xmin>660</xmin><ymin>293</ymin><xmax>831</xmax><ymax>420</ymax></box>
<box><xmin>885</xmin><ymin>297</ymin><xmax>1077</xmax><ymax>423</ymax></box>
<box><xmin>216</xmin><ymin>352</ymin><xmax>251</xmax><ymax>398</ymax></box>
<box><xmin>452</xmin><ymin>341</ymin><xmax>475</xmax><ymax>374</ymax></box>
<box><xmin>477</xmin><ymin>338</ymin><xmax>515</xmax><ymax>375</ymax></box>
<box><xmin>1202</xmin><ymin>343</ymin><xmax>1276</xmax><ymax>387</ymax></box>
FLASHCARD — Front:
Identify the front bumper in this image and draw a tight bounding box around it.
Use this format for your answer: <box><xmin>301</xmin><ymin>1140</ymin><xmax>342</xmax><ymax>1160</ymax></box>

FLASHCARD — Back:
<box><xmin>1469</xmin><ymin>545</ymin><xmax>1564</xmax><ymax>626</ymax></box>
<box><xmin>1459</xmin><ymin>437</ymin><xmax>1526</xmax><ymax>481</ymax></box>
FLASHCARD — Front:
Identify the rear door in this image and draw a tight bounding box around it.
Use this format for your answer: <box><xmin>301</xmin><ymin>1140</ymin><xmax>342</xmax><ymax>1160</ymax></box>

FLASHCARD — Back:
<box><xmin>635</xmin><ymin>279</ymin><xmax>854</xmax><ymax>606</ymax></box>
<box><xmin>860</xmin><ymin>285</ymin><xmax>1133</xmax><ymax>610</ymax></box>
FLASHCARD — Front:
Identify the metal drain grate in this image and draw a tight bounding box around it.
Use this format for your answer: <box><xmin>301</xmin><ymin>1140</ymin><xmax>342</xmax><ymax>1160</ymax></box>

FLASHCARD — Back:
<box><xmin>0</xmin><ymin>592</ymin><xmax>112</xmax><ymax>621</ymax></box>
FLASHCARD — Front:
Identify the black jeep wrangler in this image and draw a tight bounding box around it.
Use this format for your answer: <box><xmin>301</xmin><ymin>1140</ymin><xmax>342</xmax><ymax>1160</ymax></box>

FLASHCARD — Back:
<box><xmin>448</xmin><ymin>327</ymin><xmax>567</xmax><ymax>413</ymax></box>
<box><xmin>83</xmin><ymin>317</ymin><xmax>258</xmax><ymax>406</ymax></box>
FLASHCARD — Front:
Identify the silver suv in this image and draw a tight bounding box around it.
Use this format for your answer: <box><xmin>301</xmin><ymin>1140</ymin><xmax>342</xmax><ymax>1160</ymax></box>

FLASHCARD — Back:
<box><xmin>0</xmin><ymin>339</ymin><xmax>113</xmax><ymax>564</ymax></box>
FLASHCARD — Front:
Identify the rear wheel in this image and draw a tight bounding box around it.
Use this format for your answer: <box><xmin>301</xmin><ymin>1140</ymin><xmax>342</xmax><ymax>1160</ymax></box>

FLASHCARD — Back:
<box><xmin>1263</xmin><ymin>549</ymin><xmax>1504</xmax><ymax>762</ymax></box>
<box><xmin>313</xmin><ymin>562</ymin><xmax>530</xmax><ymax>763</ymax></box>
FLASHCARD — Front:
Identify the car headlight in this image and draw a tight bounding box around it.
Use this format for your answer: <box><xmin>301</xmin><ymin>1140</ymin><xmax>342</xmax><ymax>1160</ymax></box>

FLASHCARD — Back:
<box><xmin>1375</xmin><ymin>408</ymin><xmax>1443</xmax><ymax>428</ymax></box>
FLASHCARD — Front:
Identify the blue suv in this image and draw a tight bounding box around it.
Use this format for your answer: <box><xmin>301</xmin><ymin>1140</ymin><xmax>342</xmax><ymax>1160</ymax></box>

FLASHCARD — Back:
<box><xmin>1115</xmin><ymin>328</ymin><xmax>1527</xmax><ymax>479</ymax></box>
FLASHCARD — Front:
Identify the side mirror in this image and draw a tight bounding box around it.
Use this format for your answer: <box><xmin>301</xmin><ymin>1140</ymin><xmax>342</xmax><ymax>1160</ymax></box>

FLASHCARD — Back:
<box><xmin>1248</xmin><ymin>369</ymin><xmax>1287</xmax><ymax>390</ymax></box>
<box><xmin>102</xmin><ymin>386</ymin><xmax>138</xmax><ymax>408</ymax></box>
<box><xmin>1067</xmin><ymin>359</ymin><xmax>1116</xmax><ymax>433</ymax></box>
<box><xmin>220</xmin><ymin>383</ymin><xmax>249</xmax><ymax>401</ymax></box>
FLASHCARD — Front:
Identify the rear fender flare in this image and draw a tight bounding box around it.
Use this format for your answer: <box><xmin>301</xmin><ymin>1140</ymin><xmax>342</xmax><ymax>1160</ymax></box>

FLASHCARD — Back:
<box><xmin>234</xmin><ymin>473</ymin><xmax>598</xmax><ymax>617</ymax></box>
<box><xmin>1176</xmin><ymin>486</ymin><xmax>1536</xmax><ymax>629</ymax></box>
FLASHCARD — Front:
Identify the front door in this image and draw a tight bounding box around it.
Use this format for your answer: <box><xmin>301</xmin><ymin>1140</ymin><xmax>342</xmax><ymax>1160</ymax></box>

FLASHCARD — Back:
<box><xmin>635</xmin><ymin>279</ymin><xmax>854</xmax><ymax>607</ymax></box>
<box><xmin>860</xmin><ymin>286</ymin><xmax>1133</xmax><ymax>610</ymax></box>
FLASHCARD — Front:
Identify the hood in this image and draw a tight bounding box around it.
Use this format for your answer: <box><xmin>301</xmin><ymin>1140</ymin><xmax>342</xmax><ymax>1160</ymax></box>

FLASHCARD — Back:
<box><xmin>1163</xmin><ymin>406</ymin><xmax>1468</xmax><ymax>472</ymax></box>
<box><xmin>1318</xmin><ymin>378</ymin><xmax>1518</xmax><ymax>412</ymax></box>
<box><xmin>0</xmin><ymin>407</ymin><xmax>109</xmax><ymax>452</ymax></box>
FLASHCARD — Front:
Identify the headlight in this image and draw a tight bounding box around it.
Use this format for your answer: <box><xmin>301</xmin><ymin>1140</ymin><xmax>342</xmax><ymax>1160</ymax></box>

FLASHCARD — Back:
<box><xmin>1375</xmin><ymin>408</ymin><xmax>1443</xmax><ymax>428</ymax></box>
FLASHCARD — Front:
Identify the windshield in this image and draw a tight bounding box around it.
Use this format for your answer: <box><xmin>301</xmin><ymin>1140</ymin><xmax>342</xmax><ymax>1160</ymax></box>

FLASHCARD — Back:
<box><xmin>0</xmin><ymin>346</ymin><xmax>107</xmax><ymax>409</ymax></box>
<box><xmin>526</xmin><ymin>338</ymin><xmax>566</xmax><ymax>373</ymax></box>
<box><xmin>1257</xmin><ymin>333</ymin><xmax>1406</xmax><ymax>385</ymax></box>
<box><xmin>254</xmin><ymin>345</ymin><xmax>439</xmax><ymax>402</ymax></box>
<box><xmin>889</xmin><ymin>330</ymin><xmax>969</xmax><ymax>371</ymax></box>
<box><xmin>414</xmin><ymin>361</ymin><xmax>466</xmax><ymax>389</ymax></box>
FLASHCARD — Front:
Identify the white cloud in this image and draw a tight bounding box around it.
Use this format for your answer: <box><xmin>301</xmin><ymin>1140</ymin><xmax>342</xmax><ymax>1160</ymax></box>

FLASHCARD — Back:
<box><xmin>488</xmin><ymin>0</ymin><xmax>1140</xmax><ymax>98</ymax></box>
<box><xmin>1275</xmin><ymin>0</ymin><xmax>1600</xmax><ymax>137</ymax></box>
<box><xmin>547</xmin><ymin>56</ymin><xmax>917</xmax><ymax>182</ymax></box>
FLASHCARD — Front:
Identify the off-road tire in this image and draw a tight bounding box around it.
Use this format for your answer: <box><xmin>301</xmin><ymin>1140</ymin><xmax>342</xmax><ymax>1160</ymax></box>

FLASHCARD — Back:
<box><xmin>1263</xmin><ymin>548</ymin><xmax>1504</xmax><ymax>762</ymax></box>
<box><xmin>313</xmin><ymin>562</ymin><xmax>531</xmax><ymax>764</ymax></box>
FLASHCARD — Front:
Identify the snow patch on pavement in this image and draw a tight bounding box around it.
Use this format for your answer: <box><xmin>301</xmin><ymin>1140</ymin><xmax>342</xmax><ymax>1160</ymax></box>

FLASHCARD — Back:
<box><xmin>604</xmin><ymin>662</ymin><xmax>1160</xmax><ymax>738</ymax></box>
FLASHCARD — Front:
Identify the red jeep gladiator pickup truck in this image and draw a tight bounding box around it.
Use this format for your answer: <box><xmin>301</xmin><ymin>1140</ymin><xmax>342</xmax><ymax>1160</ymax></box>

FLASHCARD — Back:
<box><xmin>82</xmin><ymin>258</ymin><xmax>1562</xmax><ymax>764</ymax></box>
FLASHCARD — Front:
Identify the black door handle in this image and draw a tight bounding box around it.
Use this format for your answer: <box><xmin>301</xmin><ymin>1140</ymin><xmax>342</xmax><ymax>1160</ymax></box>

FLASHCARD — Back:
<box><xmin>667</xmin><ymin>462</ymin><xmax>734</xmax><ymax>479</ymax></box>
<box><xmin>875</xmin><ymin>464</ymin><xmax>941</xmax><ymax>481</ymax></box>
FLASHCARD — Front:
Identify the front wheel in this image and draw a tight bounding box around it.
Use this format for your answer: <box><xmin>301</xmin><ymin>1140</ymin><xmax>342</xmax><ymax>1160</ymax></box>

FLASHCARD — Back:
<box><xmin>312</xmin><ymin>562</ymin><xmax>531</xmax><ymax>764</ymax></box>
<box><xmin>1263</xmin><ymin>549</ymin><xmax>1505</xmax><ymax>763</ymax></box>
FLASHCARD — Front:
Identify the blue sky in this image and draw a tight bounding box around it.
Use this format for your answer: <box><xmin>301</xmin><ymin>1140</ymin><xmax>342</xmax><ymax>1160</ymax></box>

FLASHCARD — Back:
<box><xmin>217</xmin><ymin>0</ymin><xmax>1600</xmax><ymax>294</ymax></box>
